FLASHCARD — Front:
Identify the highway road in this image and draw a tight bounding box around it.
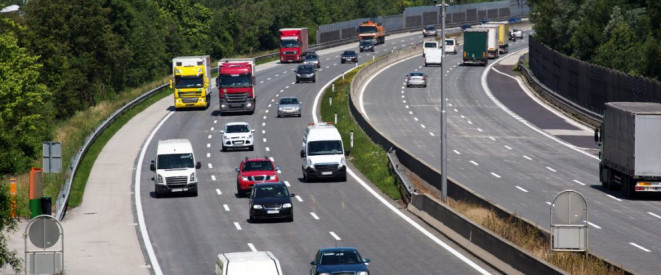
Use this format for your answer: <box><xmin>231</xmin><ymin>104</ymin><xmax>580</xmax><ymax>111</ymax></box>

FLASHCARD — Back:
<box><xmin>361</xmin><ymin>32</ymin><xmax>661</xmax><ymax>274</ymax></box>
<box><xmin>135</xmin><ymin>31</ymin><xmax>500</xmax><ymax>274</ymax></box>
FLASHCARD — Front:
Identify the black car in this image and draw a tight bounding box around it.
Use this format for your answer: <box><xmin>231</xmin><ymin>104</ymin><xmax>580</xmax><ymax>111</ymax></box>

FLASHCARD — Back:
<box><xmin>461</xmin><ymin>24</ymin><xmax>472</xmax><ymax>31</ymax></box>
<box><xmin>310</xmin><ymin>247</ymin><xmax>370</xmax><ymax>275</ymax></box>
<box><xmin>359</xmin><ymin>40</ymin><xmax>374</xmax><ymax>52</ymax></box>
<box><xmin>341</xmin><ymin>50</ymin><xmax>358</xmax><ymax>63</ymax></box>
<box><xmin>295</xmin><ymin>64</ymin><xmax>316</xmax><ymax>83</ymax></box>
<box><xmin>249</xmin><ymin>182</ymin><xmax>294</xmax><ymax>222</ymax></box>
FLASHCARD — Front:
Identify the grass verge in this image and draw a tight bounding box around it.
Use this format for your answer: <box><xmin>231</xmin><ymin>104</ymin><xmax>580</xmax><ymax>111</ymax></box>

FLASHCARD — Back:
<box><xmin>319</xmin><ymin>65</ymin><xmax>401</xmax><ymax>200</ymax></box>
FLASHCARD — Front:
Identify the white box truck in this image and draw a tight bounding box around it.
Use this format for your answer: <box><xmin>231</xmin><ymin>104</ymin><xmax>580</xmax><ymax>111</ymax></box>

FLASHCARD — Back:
<box><xmin>480</xmin><ymin>24</ymin><xmax>500</xmax><ymax>59</ymax></box>
<box><xmin>596</xmin><ymin>102</ymin><xmax>661</xmax><ymax>197</ymax></box>
<box><xmin>150</xmin><ymin>139</ymin><xmax>201</xmax><ymax>197</ymax></box>
<box><xmin>214</xmin><ymin>251</ymin><xmax>282</xmax><ymax>275</ymax></box>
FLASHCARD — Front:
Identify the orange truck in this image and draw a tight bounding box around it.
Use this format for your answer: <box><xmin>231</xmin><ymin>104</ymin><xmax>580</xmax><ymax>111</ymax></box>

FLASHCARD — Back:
<box><xmin>358</xmin><ymin>21</ymin><xmax>385</xmax><ymax>45</ymax></box>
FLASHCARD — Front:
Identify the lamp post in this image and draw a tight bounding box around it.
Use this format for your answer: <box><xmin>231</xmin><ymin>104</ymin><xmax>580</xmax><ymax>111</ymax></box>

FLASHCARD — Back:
<box><xmin>434</xmin><ymin>0</ymin><xmax>448</xmax><ymax>202</ymax></box>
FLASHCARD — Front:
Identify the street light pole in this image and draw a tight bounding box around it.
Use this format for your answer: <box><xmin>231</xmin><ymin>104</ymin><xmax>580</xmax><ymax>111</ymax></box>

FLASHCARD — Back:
<box><xmin>438</xmin><ymin>0</ymin><xmax>448</xmax><ymax>202</ymax></box>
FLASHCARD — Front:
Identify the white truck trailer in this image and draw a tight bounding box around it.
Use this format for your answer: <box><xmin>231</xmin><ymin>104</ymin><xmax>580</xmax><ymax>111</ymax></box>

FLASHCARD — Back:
<box><xmin>596</xmin><ymin>102</ymin><xmax>661</xmax><ymax>197</ymax></box>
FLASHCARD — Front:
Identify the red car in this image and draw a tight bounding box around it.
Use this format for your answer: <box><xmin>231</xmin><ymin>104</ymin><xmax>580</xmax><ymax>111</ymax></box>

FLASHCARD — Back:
<box><xmin>236</xmin><ymin>156</ymin><xmax>279</xmax><ymax>197</ymax></box>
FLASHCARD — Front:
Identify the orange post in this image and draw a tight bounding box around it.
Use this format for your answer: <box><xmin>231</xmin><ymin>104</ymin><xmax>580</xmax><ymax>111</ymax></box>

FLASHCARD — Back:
<box><xmin>29</xmin><ymin>167</ymin><xmax>43</xmax><ymax>200</ymax></box>
<box><xmin>9</xmin><ymin>178</ymin><xmax>16</xmax><ymax>218</ymax></box>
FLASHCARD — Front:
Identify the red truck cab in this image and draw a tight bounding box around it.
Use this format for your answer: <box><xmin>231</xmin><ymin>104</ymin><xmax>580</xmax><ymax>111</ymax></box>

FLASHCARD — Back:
<box><xmin>279</xmin><ymin>28</ymin><xmax>308</xmax><ymax>63</ymax></box>
<box><xmin>218</xmin><ymin>58</ymin><xmax>256</xmax><ymax>114</ymax></box>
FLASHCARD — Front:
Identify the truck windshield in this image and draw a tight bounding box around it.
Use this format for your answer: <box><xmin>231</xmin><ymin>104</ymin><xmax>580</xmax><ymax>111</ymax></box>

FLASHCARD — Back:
<box><xmin>219</xmin><ymin>75</ymin><xmax>251</xmax><ymax>88</ymax></box>
<box><xmin>157</xmin><ymin>153</ymin><xmax>194</xmax><ymax>169</ymax></box>
<box><xmin>308</xmin><ymin>141</ymin><xmax>343</xmax><ymax>156</ymax></box>
<box><xmin>174</xmin><ymin>76</ymin><xmax>203</xmax><ymax>89</ymax></box>
<box><xmin>359</xmin><ymin>26</ymin><xmax>377</xmax><ymax>33</ymax></box>
<box><xmin>280</xmin><ymin>39</ymin><xmax>299</xmax><ymax>48</ymax></box>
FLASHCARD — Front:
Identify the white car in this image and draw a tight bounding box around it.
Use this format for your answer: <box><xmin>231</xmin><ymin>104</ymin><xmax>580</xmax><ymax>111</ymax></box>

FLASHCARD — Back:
<box><xmin>444</xmin><ymin>38</ymin><xmax>457</xmax><ymax>54</ymax></box>
<box><xmin>221</xmin><ymin>122</ymin><xmax>254</xmax><ymax>151</ymax></box>
<box><xmin>512</xmin><ymin>29</ymin><xmax>523</xmax><ymax>39</ymax></box>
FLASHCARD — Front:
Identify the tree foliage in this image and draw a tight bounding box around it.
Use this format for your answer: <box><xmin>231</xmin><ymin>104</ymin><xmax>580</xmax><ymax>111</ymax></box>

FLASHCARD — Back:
<box><xmin>528</xmin><ymin>0</ymin><xmax>661</xmax><ymax>80</ymax></box>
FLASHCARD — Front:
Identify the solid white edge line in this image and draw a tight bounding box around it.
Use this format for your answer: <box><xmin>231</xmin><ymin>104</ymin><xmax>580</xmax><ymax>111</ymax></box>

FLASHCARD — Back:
<box><xmin>607</xmin><ymin>195</ymin><xmax>622</xmax><ymax>202</ymax></box>
<box><xmin>247</xmin><ymin>243</ymin><xmax>257</xmax><ymax>252</ymax></box>
<box><xmin>481</xmin><ymin>49</ymin><xmax>598</xmax><ymax>161</ymax></box>
<box><xmin>648</xmin><ymin>212</ymin><xmax>661</xmax><ymax>219</ymax></box>
<box><xmin>315</xmin><ymin>52</ymin><xmax>491</xmax><ymax>275</ymax></box>
<box><xmin>135</xmin><ymin>111</ymin><xmax>175</xmax><ymax>275</ymax></box>
<box><xmin>359</xmin><ymin>54</ymin><xmax>419</xmax><ymax>122</ymax></box>
<box><xmin>587</xmin><ymin>221</ymin><xmax>601</xmax><ymax>229</ymax></box>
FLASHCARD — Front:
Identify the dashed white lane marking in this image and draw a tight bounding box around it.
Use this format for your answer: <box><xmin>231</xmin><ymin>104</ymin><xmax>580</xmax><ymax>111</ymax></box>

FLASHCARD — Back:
<box><xmin>545</xmin><ymin>202</ymin><xmax>552</xmax><ymax>206</ymax></box>
<box><xmin>263</xmin><ymin>138</ymin><xmax>267</xmax><ymax>143</ymax></box>
<box><xmin>262</xmin><ymin>122</ymin><xmax>266</xmax><ymax>127</ymax></box>
<box><xmin>280</xmin><ymin>89</ymin><xmax>284</xmax><ymax>93</ymax></box>
<box><xmin>523</xmin><ymin>155</ymin><xmax>532</xmax><ymax>160</ymax></box>
<box><xmin>488</xmin><ymin>136</ymin><xmax>495</xmax><ymax>141</ymax></box>
<box><xmin>208</xmin><ymin>163</ymin><xmax>213</xmax><ymax>169</ymax></box>
<box><xmin>265</xmin><ymin>109</ymin><xmax>269</xmax><ymax>113</ymax></box>
<box><xmin>271</xmin><ymin>99</ymin><xmax>275</xmax><ymax>102</ymax></box>
<box><xmin>477</xmin><ymin>128</ymin><xmax>483</xmax><ymax>132</ymax></box>
<box><xmin>275</xmin><ymin>94</ymin><xmax>279</xmax><ymax>97</ymax></box>
<box><xmin>285</xmin><ymin>86</ymin><xmax>290</xmax><ymax>89</ymax></box>
<box><xmin>403</xmin><ymin>100</ymin><xmax>407</xmax><ymax>104</ymax></box>
<box><xmin>215</xmin><ymin>188</ymin><xmax>221</xmax><ymax>195</ymax></box>
<box><xmin>467</xmin><ymin>120</ymin><xmax>473</xmax><ymax>125</ymax></box>
<box><xmin>210</xmin><ymin>127</ymin><xmax>214</xmax><ymax>131</ymax></box>
<box><xmin>275</xmin><ymin>74</ymin><xmax>279</xmax><ymax>77</ymax></box>
<box><xmin>414</xmin><ymin>117</ymin><xmax>419</xmax><ymax>121</ymax></box>
<box><xmin>262</xmin><ymin>130</ymin><xmax>265</xmax><ymax>134</ymax></box>
<box><xmin>420</xmin><ymin>124</ymin><xmax>426</xmax><ymax>128</ymax></box>
<box><xmin>283</xmin><ymin>180</ymin><xmax>290</xmax><ymax>187</ymax></box>
<box><xmin>234</xmin><ymin>222</ymin><xmax>242</xmax><ymax>231</ymax></box>
<box><xmin>405</xmin><ymin>105</ymin><xmax>409</xmax><ymax>109</ymax></box>
<box><xmin>310</xmin><ymin>212</ymin><xmax>320</xmax><ymax>220</ymax></box>
<box><xmin>267</xmin><ymin>77</ymin><xmax>271</xmax><ymax>80</ymax></box>
<box><xmin>546</xmin><ymin>167</ymin><xmax>557</xmax><ymax>172</ymax></box>
<box><xmin>266</xmin><ymin>147</ymin><xmax>270</xmax><ymax>152</ymax></box>
<box><xmin>448</xmin><ymin>103</ymin><xmax>453</xmax><ymax>107</ymax></box>
<box><xmin>630</xmin><ymin>243</ymin><xmax>651</xmax><ymax>252</ymax></box>
<box><xmin>470</xmin><ymin>161</ymin><xmax>479</xmax><ymax>166</ymax></box>
<box><xmin>491</xmin><ymin>172</ymin><xmax>501</xmax><ymax>178</ymax></box>
<box><xmin>247</xmin><ymin>243</ymin><xmax>257</xmax><ymax>252</ymax></box>
<box><xmin>330</xmin><ymin>232</ymin><xmax>341</xmax><ymax>241</ymax></box>
<box><xmin>211</xmin><ymin>175</ymin><xmax>216</xmax><ymax>181</ymax></box>
<box><xmin>453</xmin><ymin>150</ymin><xmax>460</xmax><ymax>155</ymax></box>
<box><xmin>269</xmin><ymin>157</ymin><xmax>275</xmax><ymax>161</ymax></box>
<box><xmin>454</xmin><ymin>108</ymin><xmax>458</xmax><ymax>112</ymax></box>
<box><xmin>207</xmin><ymin>143</ymin><xmax>211</xmax><ymax>148</ymax></box>
<box><xmin>648</xmin><ymin>212</ymin><xmax>661</xmax><ymax>219</ymax></box>
<box><xmin>223</xmin><ymin>204</ymin><xmax>230</xmax><ymax>211</ymax></box>
<box><xmin>607</xmin><ymin>195</ymin><xmax>622</xmax><ymax>202</ymax></box>
<box><xmin>263</xmin><ymin>115</ymin><xmax>267</xmax><ymax>120</ymax></box>
<box><xmin>208</xmin><ymin>134</ymin><xmax>212</xmax><ymax>139</ymax></box>
<box><xmin>268</xmin><ymin>104</ymin><xmax>272</xmax><ymax>108</ymax></box>
<box><xmin>429</xmin><ymin>132</ymin><xmax>435</xmax><ymax>136</ymax></box>
<box><xmin>573</xmin><ymin>179</ymin><xmax>586</xmax><ymax>186</ymax></box>
<box><xmin>259</xmin><ymin>81</ymin><xmax>264</xmax><ymax>84</ymax></box>
<box><xmin>409</xmin><ymin>111</ymin><xmax>414</xmax><ymax>115</ymax></box>
<box><xmin>214</xmin><ymin>120</ymin><xmax>218</xmax><ymax>124</ymax></box>
<box><xmin>504</xmin><ymin>145</ymin><xmax>512</xmax><ymax>150</ymax></box>
<box><xmin>295</xmin><ymin>195</ymin><xmax>303</xmax><ymax>202</ymax></box>
<box><xmin>515</xmin><ymin>186</ymin><xmax>528</xmax><ymax>192</ymax></box>
<box><xmin>587</xmin><ymin>221</ymin><xmax>601</xmax><ymax>229</ymax></box>
<box><xmin>460</xmin><ymin>115</ymin><xmax>465</xmax><ymax>119</ymax></box>
<box><xmin>207</xmin><ymin>153</ymin><xmax>211</xmax><ymax>158</ymax></box>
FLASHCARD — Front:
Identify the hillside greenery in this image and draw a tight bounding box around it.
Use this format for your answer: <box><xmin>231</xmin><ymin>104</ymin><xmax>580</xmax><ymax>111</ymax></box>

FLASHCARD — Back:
<box><xmin>528</xmin><ymin>0</ymin><xmax>661</xmax><ymax>81</ymax></box>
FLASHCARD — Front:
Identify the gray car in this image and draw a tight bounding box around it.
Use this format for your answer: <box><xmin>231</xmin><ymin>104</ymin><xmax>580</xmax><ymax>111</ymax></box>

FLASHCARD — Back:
<box><xmin>277</xmin><ymin>96</ymin><xmax>301</xmax><ymax>117</ymax></box>
<box><xmin>422</xmin><ymin>25</ymin><xmax>438</xmax><ymax>37</ymax></box>
<box><xmin>406</xmin><ymin>71</ymin><xmax>427</xmax><ymax>88</ymax></box>
<box><xmin>304</xmin><ymin>52</ymin><xmax>321</xmax><ymax>68</ymax></box>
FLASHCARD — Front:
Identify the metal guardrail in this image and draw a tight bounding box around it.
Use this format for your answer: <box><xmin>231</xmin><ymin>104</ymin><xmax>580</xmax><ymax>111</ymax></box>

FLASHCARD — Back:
<box><xmin>387</xmin><ymin>148</ymin><xmax>416</xmax><ymax>202</ymax></box>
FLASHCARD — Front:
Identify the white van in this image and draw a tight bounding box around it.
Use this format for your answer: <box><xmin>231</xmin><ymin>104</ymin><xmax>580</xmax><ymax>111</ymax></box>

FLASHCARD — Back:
<box><xmin>424</xmin><ymin>48</ymin><xmax>443</xmax><ymax>66</ymax></box>
<box><xmin>150</xmin><ymin>139</ymin><xmax>201</xmax><ymax>197</ymax></box>
<box><xmin>214</xmin><ymin>251</ymin><xmax>283</xmax><ymax>275</ymax></box>
<box><xmin>300</xmin><ymin>122</ymin><xmax>348</xmax><ymax>182</ymax></box>
<box><xmin>422</xmin><ymin>40</ymin><xmax>439</xmax><ymax>57</ymax></box>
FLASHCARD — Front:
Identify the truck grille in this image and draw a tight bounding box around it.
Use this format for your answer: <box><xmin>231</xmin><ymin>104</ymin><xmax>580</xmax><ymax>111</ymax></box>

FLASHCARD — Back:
<box><xmin>179</xmin><ymin>91</ymin><xmax>201</xmax><ymax>97</ymax></box>
<box><xmin>166</xmin><ymin>176</ymin><xmax>188</xmax><ymax>187</ymax></box>
<box><xmin>284</xmin><ymin>51</ymin><xmax>296</xmax><ymax>55</ymax></box>
<box><xmin>182</xmin><ymin>98</ymin><xmax>199</xmax><ymax>103</ymax></box>
<box><xmin>249</xmin><ymin>175</ymin><xmax>266</xmax><ymax>181</ymax></box>
<box><xmin>263</xmin><ymin>203</ymin><xmax>282</xmax><ymax>209</ymax></box>
<box><xmin>332</xmin><ymin>272</ymin><xmax>355</xmax><ymax>275</ymax></box>
<box><xmin>315</xmin><ymin>164</ymin><xmax>339</xmax><ymax>171</ymax></box>
<box><xmin>224</xmin><ymin>92</ymin><xmax>249</xmax><ymax>102</ymax></box>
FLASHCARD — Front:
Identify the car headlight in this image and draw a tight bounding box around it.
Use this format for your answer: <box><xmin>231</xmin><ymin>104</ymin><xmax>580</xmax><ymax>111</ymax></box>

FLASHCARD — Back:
<box><xmin>157</xmin><ymin>174</ymin><xmax>163</xmax><ymax>184</ymax></box>
<box><xmin>241</xmin><ymin>176</ymin><xmax>249</xmax><ymax>181</ymax></box>
<box><xmin>296</xmin><ymin>73</ymin><xmax>301</xmax><ymax>77</ymax></box>
<box><xmin>357</xmin><ymin>272</ymin><xmax>368</xmax><ymax>275</ymax></box>
<box><xmin>190</xmin><ymin>172</ymin><xmax>195</xmax><ymax>182</ymax></box>
<box><xmin>282</xmin><ymin>203</ymin><xmax>292</xmax><ymax>208</ymax></box>
<box><xmin>253</xmin><ymin>204</ymin><xmax>263</xmax><ymax>209</ymax></box>
<box><xmin>246</xmin><ymin>102</ymin><xmax>252</xmax><ymax>107</ymax></box>
<box><xmin>318</xmin><ymin>273</ymin><xmax>330</xmax><ymax>275</ymax></box>
<box><xmin>306</xmin><ymin>158</ymin><xmax>313</xmax><ymax>168</ymax></box>
<box><xmin>222</xmin><ymin>135</ymin><xmax>228</xmax><ymax>140</ymax></box>
<box><xmin>268</xmin><ymin>175</ymin><xmax>277</xmax><ymax>180</ymax></box>
<box><xmin>248</xmin><ymin>134</ymin><xmax>253</xmax><ymax>139</ymax></box>
<box><xmin>340</xmin><ymin>157</ymin><xmax>346</xmax><ymax>167</ymax></box>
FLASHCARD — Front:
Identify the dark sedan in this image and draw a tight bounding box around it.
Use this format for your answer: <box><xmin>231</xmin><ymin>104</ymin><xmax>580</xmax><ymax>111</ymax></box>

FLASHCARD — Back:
<box><xmin>340</xmin><ymin>50</ymin><xmax>358</xmax><ymax>63</ymax></box>
<box><xmin>296</xmin><ymin>64</ymin><xmax>316</xmax><ymax>83</ymax></box>
<box><xmin>249</xmin><ymin>182</ymin><xmax>294</xmax><ymax>222</ymax></box>
<box><xmin>359</xmin><ymin>40</ymin><xmax>374</xmax><ymax>52</ymax></box>
<box><xmin>310</xmin><ymin>247</ymin><xmax>370</xmax><ymax>275</ymax></box>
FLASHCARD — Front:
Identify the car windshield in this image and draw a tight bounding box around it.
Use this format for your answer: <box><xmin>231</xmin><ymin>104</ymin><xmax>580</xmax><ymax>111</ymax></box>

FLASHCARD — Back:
<box><xmin>226</xmin><ymin>124</ymin><xmax>249</xmax><ymax>133</ymax></box>
<box><xmin>410</xmin><ymin>72</ymin><xmax>424</xmax><ymax>77</ymax></box>
<box><xmin>174</xmin><ymin>76</ymin><xmax>204</xmax><ymax>89</ymax></box>
<box><xmin>424</xmin><ymin>42</ymin><xmax>437</xmax><ymax>48</ymax></box>
<box><xmin>308</xmin><ymin>141</ymin><xmax>343</xmax><ymax>156</ymax></box>
<box><xmin>280</xmin><ymin>39</ymin><xmax>299</xmax><ymax>48</ymax></box>
<box><xmin>219</xmin><ymin>74</ymin><xmax>251</xmax><ymax>88</ymax></box>
<box><xmin>305</xmin><ymin>55</ymin><xmax>318</xmax><ymax>61</ymax></box>
<box><xmin>445</xmin><ymin>40</ymin><xmax>454</xmax><ymax>46</ymax></box>
<box><xmin>254</xmin><ymin>185</ymin><xmax>289</xmax><ymax>198</ymax></box>
<box><xmin>343</xmin><ymin>51</ymin><xmax>356</xmax><ymax>56</ymax></box>
<box><xmin>280</xmin><ymin>98</ymin><xmax>299</xmax><ymax>105</ymax></box>
<box><xmin>242</xmin><ymin>160</ymin><xmax>274</xmax><ymax>172</ymax></box>
<box><xmin>297</xmin><ymin>65</ymin><xmax>314</xmax><ymax>73</ymax></box>
<box><xmin>320</xmin><ymin>251</ymin><xmax>361</xmax><ymax>265</ymax></box>
<box><xmin>157</xmin><ymin>153</ymin><xmax>194</xmax><ymax>169</ymax></box>
<box><xmin>360</xmin><ymin>40</ymin><xmax>372</xmax><ymax>46</ymax></box>
<box><xmin>425</xmin><ymin>26</ymin><xmax>435</xmax><ymax>31</ymax></box>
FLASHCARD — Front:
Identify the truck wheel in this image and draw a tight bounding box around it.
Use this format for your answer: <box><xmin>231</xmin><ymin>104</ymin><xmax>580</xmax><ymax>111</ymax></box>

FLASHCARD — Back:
<box><xmin>236</xmin><ymin>182</ymin><xmax>243</xmax><ymax>198</ymax></box>
<box><xmin>340</xmin><ymin>174</ymin><xmax>347</xmax><ymax>182</ymax></box>
<box><xmin>248</xmin><ymin>145</ymin><xmax>254</xmax><ymax>151</ymax></box>
<box><xmin>221</xmin><ymin>145</ymin><xmax>227</xmax><ymax>152</ymax></box>
<box><xmin>622</xmin><ymin>177</ymin><xmax>635</xmax><ymax>198</ymax></box>
<box><xmin>154</xmin><ymin>186</ymin><xmax>161</xmax><ymax>198</ymax></box>
<box><xmin>190</xmin><ymin>188</ymin><xmax>198</xmax><ymax>197</ymax></box>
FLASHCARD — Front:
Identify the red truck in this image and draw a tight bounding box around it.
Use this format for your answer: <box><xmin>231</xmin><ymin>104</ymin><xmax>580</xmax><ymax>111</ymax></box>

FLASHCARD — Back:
<box><xmin>279</xmin><ymin>28</ymin><xmax>308</xmax><ymax>63</ymax></box>
<box><xmin>217</xmin><ymin>58</ymin><xmax>256</xmax><ymax>115</ymax></box>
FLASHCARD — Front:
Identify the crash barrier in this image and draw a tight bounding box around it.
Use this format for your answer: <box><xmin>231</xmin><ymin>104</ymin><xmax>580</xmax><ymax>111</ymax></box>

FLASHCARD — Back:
<box><xmin>54</xmin><ymin>70</ymin><xmax>218</xmax><ymax>220</ymax></box>
<box><xmin>528</xmin><ymin>35</ymin><xmax>661</xmax><ymax>117</ymax></box>
<box><xmin>347</xmin><ymin>36</ymin><xmax>634</xmax><ymax>275</ymax></box>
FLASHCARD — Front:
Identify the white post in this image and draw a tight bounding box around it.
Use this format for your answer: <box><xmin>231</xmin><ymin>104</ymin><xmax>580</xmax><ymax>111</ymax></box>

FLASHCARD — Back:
<box><xmin>334</xmin><ymin>113</ymin><xmax>337</xmax><ymax>124</ymax></box>
<box><xmin>350</xmin><ymin>130</ymin><xmax>354</xmax><ymax>148</ymax></box>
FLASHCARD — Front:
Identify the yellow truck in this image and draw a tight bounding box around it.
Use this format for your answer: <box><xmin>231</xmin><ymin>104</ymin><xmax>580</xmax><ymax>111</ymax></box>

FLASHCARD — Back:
<box><xmin>497</xmin><ymin>24</ymin><xmax>509</xmax><ymax>54</ymax></box>
<box><xmin>171</xmin><ymin>56</ymin><xmax>211</xmax><ymax>109</ymax></box>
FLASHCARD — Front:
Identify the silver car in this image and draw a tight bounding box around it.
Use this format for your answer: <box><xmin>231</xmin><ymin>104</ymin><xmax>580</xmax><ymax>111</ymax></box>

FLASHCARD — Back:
<box><xmin>422</xmin><ymin>25</ymin><xmax>438</xmax><ymax>37</ymax></box>
<box><xmin>512</xmin><ymin>29</ymin><xmax>523</xmax><ymax>39</ymax></box>
<box><xmin>277</xmin><ymin>96</ymin><xmax>301</xmax><ymax>117</ymax></box>
<box><xmin>406</xmin><ymin>71</ymin><xmax>427</xmax><ymax>88</ymax></box>
<box><xmin>304</xmin><ymin>53</ymin><xmax>321</xmax><ymax>68</ymax></box>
